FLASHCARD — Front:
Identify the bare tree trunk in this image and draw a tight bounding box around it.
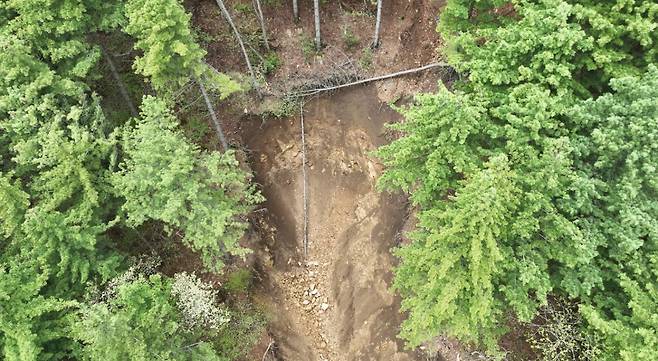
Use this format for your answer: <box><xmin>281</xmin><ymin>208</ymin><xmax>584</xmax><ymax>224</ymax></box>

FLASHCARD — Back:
<box><xmin>215</xmin><ymin>0</ymin><xmax>257</xmax><ymax>85</ymax></box>
<box><xmin>372</xmin><ymin>0</ymin><xmax>383</xmax><ymax>48</ymax></box>
<box><xmin>196</xmin><ymin>75</ymin><xmax>228</xmax><ymax>150</ymax></box>
<box><xmin>101</xmin><ymin>47</ymin><xmax>138</xmax><ymax>117</ymax></box>
<box><xmin>292</xmin><ymin>0</ymin><xmax>299</xmax><ymax>22</ymax></box>
<box><xmin>252</xmin><ymin>0</ymin><xmax>269</xmax><ymax>50</ymax></box>
<box><xmin>313</xmin><ymin>0</ymin><xmax>321</xmax><ymax>50</ymax></box>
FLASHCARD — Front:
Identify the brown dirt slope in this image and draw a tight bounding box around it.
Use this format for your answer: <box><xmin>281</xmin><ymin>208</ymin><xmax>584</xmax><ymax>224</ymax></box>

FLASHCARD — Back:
<box><xmin>242</xmin><ymin>86</ymin><xmax>423</xmax><ymax>361</ymax></box>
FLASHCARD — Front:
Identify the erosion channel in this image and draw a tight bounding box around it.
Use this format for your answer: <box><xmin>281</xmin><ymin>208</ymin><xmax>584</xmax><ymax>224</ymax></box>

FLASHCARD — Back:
<box><xmin>242</xmin><ymin>85</ymin><xmax>420</xmax><ymax>361</ymax></box>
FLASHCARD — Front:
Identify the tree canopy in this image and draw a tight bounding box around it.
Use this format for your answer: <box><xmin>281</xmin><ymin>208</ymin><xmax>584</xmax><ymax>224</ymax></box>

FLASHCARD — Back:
<box><xmin>379</xmin><ymin>0</ymin><xmax>658</xmax><ymax>358</ymax></box>
<box><xmin>0</xmin><ymin>0</ymin><xmax>258</xmax><ymax>359</ymax></box>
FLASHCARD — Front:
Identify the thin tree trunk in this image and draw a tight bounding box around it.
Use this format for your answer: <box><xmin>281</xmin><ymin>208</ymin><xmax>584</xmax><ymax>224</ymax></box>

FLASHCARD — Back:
<box><xmin>252</xmin><ymin>0</ymin><xmax>269</xmax><ymax>50</ymax></box>
<box><xmin>292</xmin><ymin>0</ymin><xmax>299</xmax><ymax>22</ymax></box>
<box><xmin>196</xmin><ymin>75</ymin><xmax>228</xmax><ymax>150</ymax></box>
<box><xmin>313</xmin><ymin>0</ymin><xmax>321</xmax><ymax>50</ymax></box>
<box><xmin>215</xmin><ymin>0</ymin><xmax>257</xmax><ymax>84</ymax></box>
<box><xmin>101</xmin><ymin>48</ymin><xmax>138</xmax><ymax>117</ymax></box>
<box><xmin>372</xmin><ymin>0</ymin><xmax>383</xmax><ymax>48</ymax></box>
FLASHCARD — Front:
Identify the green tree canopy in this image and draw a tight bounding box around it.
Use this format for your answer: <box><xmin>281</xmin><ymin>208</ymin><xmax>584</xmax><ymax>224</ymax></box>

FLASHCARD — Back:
<box><xmin>124</xmin><ymin>0</ymin><xmax>206</xmax><ymax>91</ymax></box>
<box><xmin>379</xmin><ymin>0</ymin><xmax>658</xmax><ymax>356</ymax></box>
<box><xmin>113</xmin><ymin>96</ymin><xmax>262</xmax><ymax>272</ymax></box>
<box><xmin>73</xmin><ymin>274</ymin><xmax>221</xmax><ymax>361</ymax></box>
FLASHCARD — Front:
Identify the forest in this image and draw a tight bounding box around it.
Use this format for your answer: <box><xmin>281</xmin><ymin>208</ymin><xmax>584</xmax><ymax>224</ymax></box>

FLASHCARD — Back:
<box><xmin>0</xmin><ymin>0</ymin><xmax>656</xmax><ymax>361</ymax></box>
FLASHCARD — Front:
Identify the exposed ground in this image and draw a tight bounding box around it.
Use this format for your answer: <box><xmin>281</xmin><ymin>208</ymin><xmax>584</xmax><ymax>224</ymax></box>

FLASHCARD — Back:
<box><xmin>242</xmin><ymin>86</ymin><xmax>419</xmax><ymax>361</ymax></box>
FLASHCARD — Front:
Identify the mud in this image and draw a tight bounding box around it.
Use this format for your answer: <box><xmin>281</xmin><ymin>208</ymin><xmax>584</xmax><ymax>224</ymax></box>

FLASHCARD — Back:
<box><xmin>241</xmin><ymin>85</ymin><xmax>421</xmax><ymax>361</ymax></box>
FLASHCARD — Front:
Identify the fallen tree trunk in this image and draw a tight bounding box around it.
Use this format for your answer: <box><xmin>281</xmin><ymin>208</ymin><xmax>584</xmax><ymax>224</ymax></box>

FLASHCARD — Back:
<box><xmin>294</xmin><ymin>62</ymin><xmax>451</xmax><ymax>97</ymax></box>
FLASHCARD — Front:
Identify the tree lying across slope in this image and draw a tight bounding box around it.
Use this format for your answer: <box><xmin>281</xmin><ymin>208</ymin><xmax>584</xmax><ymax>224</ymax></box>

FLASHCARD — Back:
<box><xmin>0</xmin><ymin>0</ymin><xmax>260</xmax><ymax>360</ymax></box>
<box><xmin>378</xmin><ymin>0</ymin><xmax>657</xmax><ymax>358</ymax></box>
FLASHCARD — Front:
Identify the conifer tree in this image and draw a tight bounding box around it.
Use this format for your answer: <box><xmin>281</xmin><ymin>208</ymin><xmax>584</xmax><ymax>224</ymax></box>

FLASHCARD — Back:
<box><xmin>113</xmin><ymin>97</ymin><xmax>262</xmax><ymax>272</ymax></box>
<box><xmin>380</xmin><ymin>0</ymin><xmax>658</xmax><ymax>354</ymax></box>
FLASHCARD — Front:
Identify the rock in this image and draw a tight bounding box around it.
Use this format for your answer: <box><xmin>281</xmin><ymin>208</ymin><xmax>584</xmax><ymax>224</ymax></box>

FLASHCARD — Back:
<box><xmin>320</xmin><ymin>303</ymin><xmax>329</xmax><ymax>311</ymax></box>
<box><xmin>302</xmin><ymin>300</ymin><xmax>310</xmax><ymax>305</ymax></box>
<box><xmin>310</xmin><ymin>289</ymin><xmax>318</xmax><ymax>296</ymax></box>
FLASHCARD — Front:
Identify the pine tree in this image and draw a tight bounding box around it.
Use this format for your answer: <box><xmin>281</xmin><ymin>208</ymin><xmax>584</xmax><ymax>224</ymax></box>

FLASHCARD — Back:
<box><xmin>113</xmin><ymin>97</ymin><xmax>262</xmax><ymax>272</ymax></box>
<box><xmin>124</xmin><ymin>0</ymin><xmax>207</xmax><ymax>92</ymax></box>
<box><xmin>380</xmin><ymin>0</ymin><xmax>658</xmax><ymax>353</ymax></box>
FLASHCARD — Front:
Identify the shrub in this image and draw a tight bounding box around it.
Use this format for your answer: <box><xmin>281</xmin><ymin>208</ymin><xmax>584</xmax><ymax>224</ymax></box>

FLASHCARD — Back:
<box><xmin>342</xmin><ymin>27</ymin><xmax>360</xmax><ymax>49</ymax></box>
<box><xmin>527</xmin><ymin>300</ymin><xmax>601</xmax><ymax>361</ymax></box>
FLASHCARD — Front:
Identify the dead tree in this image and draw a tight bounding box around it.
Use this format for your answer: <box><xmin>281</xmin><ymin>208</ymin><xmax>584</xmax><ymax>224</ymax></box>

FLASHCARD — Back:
<box><xmin>215</xmin><ymin>0</ymin><xmax>257</xmax><ymax>84</ymax></box>
<box><xmin>101</xmin><ymin>47</ymin><xmax>138</xmax><ymax>117</ymax></box>
<box><xmin>196</xmin><ymin>74</ymin><xmax>229</xmax><ymax>150</ymax></box>
<box><xmin>252</xmin><ymin>0</ymin><xmax>269</xmax><ymax>50</ymax></box>
<box><xmin>292</xmin><ymin>0</ymin><xmax>299</xmax><ymax>21</ymax></box>
<box><xmin>313</xmin><ymin>0</ymin><xmax>321</xmax><ymax>50</ymax></box>
<box><xmin>372</xmin><ymin>0</ymin><xmax>383</xmax><ymax>48</ymax></box>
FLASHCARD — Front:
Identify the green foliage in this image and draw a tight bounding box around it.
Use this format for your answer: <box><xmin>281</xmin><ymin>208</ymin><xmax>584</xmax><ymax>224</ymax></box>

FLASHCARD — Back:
<box><xmin>359</xmin><ymin>47</ymin><xmax>373</xmax><ymax>69</ymax></box>
<box><xmin>1</xmin><ymin>1</ymin><xmax>261</xmax><ymax>360</ymax></box>
<box><xmin>380</xmin><ymin>0</ymin><xmax>658</xmax><ymax>355</ymax></box>
<box><xmin>0</xmin><ymin>174</ymin><xmax>29</xmax><ymax>240</ymax></box>
<box><xmin>2</xmin><ymin>0</ymin><xmax>123</xmax><ymax>79</ymax></box>
<box><xmin>0</xmin><ymin>256</ymin><xmax>77</xmax><ymax>361</ymax></box>
<box><xmin>571</xmin><ymin>66</ymin><xmax>658</xmax><ymax>360</ymax></box>
<box><xmin>212</xmin><ymin>303</ymin><xmax>266</xmax><ymax>361</ymax></box>
<box><xmin>581</xmin><ymin>274</ymin><xmax>658</xmax><ymax>361</ymax></box>
<box><xmin>224</xmin><ymin>268</ymin><xmax>253</xmax><ymax>294</ymax></box>
<box><xmin>261</xmin><ymin>52</ymin><xmax>281</xmax><ymax>75</ymax></box>
<box><xmin>113</xmin><ymin>97</ymin><xmax>262</xmax><ymax>272</ymax></box>
<box><xmin>394</xmin><ymin>155</ymin><xmax>516</xmax><ymax>349</ymax></box>
<box><xmin>233</xmin><ymin>2</ymin><xmax>252</xmax><ymax>14</ymax></box>
<box><xmin>124</xmin><ymin>0</ymin><xmax>206</xmax><ymax>91</ymax></box>
<box><xmin>300</xmin><ymin>35</ymin><xmax>318</xmax><ymax>62</ymax></box>
<box><xmin>73</xmin><ymin>274</ymin><xmax>221</xmax><ymax>361</ymax></box>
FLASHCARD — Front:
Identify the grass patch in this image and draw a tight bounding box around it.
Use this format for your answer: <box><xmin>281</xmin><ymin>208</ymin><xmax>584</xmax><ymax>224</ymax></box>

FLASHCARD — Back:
<box><xmin>261</xmin><ymin>52</ymin><xmax>281</xmax><ymax>75</ymax></box>
<box><xmin>225</xmin><ymin>268</ymin><xmax>253</xmax><ymax>294</ymax></box>
<box><xmin>233</xmin><ymin>2</ymin><xmax>252</xmax><ymax>14</ymax></box>
<box><xmin>359</xmin><ymin>47</ymin><xmax>373</xmax><ymax>70</ymax></box>
<box><xmin>300</xmin><ymin>34</ymin><xmax>320</xmax><ymax>62</ymax></box>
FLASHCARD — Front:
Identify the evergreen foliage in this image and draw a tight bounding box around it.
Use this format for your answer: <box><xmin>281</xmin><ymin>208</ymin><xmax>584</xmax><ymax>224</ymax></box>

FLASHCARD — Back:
<box><xmin>73</xmin><ymin>274</ymin><xmax>221</xmax><ymax>361</ymax></box>
<box><xmin>124</xmin><ymin>0</ymin><xmax>206</xmax><ymax>91</ymax></box>
<box><xmin>113</xmin><ymin>97</ymin><xmax>262</xmax><ymax>271</ymax></box>
<box><xmin>379</xmin><ymin>0</ymin><xmax>658</xmax><ymax>357</ymax></box>
<box><xmin>0</xmin><ymin>0</ymin><xmax>260</xmax><ymax>359</ymax></box>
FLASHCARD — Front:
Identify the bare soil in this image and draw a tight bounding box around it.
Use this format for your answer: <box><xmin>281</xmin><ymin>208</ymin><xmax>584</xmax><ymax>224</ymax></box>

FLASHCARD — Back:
<box><xmin>242</xmin><ymin>86</ymin><xmax>422</xmax><ymax>361</ymax></box>
<box><xmin>190</xmin><ymin>0</ymin><xmax>446</xmax><ymax>101</ymax></box>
